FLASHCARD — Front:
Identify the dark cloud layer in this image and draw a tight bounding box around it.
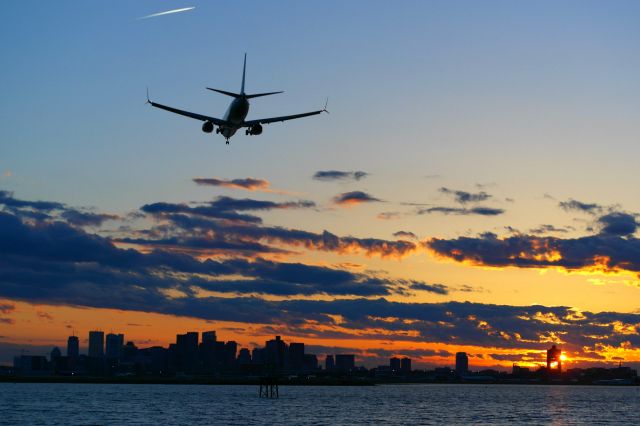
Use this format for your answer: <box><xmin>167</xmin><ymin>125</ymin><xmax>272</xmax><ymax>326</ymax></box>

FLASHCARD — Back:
<box><xmin>313</xmin><ymin>170</ymin><xmax>368</xmax><ymax>182</ymax></box>
<box><xmin>418</xmin><ymin>206</ymin><xmax>505</xmax><ymax>216</ymax></box>
<box><xmin>2</xmin><ymin>190</ymin><xmax>638</xmax><ymax>364</ymax></box>
<box><xmin>427</xmin><ymin>231</ymin><xmax>640</xmax><ymax>275</ymax></box>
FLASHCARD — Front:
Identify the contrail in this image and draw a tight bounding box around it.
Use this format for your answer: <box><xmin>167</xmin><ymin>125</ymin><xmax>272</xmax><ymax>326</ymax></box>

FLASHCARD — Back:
<box><xmin>139</xmin><ymin>6</ymin><xmax>195</xmax><ymax>20</ymax></box>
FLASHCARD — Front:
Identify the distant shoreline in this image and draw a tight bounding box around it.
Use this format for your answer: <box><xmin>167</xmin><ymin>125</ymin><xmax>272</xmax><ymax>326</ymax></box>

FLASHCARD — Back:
<box><xmin>1</xmin><ymin>376</ymin><xmax>637</xmax><ymax>386</ymax></box>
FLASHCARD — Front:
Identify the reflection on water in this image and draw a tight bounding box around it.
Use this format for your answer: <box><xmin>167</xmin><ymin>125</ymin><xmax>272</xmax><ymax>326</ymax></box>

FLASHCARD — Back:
<box><xmin>1</xmin><ymin>383</ymin><xmax>638</xmax><ymax>425</ymax></box>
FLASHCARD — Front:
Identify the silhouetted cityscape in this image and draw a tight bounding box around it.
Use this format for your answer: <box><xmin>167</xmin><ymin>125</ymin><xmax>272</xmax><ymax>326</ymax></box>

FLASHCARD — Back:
<box><xmin>3</xmin><ymin>330</ymin><xmax>638</xmax><ymax>386</ymax></box>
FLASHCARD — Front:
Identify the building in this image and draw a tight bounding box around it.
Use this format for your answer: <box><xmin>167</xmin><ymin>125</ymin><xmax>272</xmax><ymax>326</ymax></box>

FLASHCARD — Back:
<box><xmin>105</xmin><ymin>333</ymin><xmax>124</xmax><ymax>359</ymax></box>
<box><xmin>265</xmin><ymin>336</ymin><xmax>287</xmax><ymax>369</ymax></box>
<box><xmin>67</xmin><ymin>336</ymin><xmax>79</xmax><ymax>359</ymax></box>
<box><xmin>547</xmin><ymin>345</ymin><xmax>562</xmax><ymax>372</ymax></box>
<box><xmin>400</xmin><ymin>357</ymin><xmax>412</xmax><ymax>373</ymax></box>
<box><xmin>13</xmin><ymin>355</ymin><xmax>49</xmax><ymax>376</ymax></box>
<box><xmin>176</xmin><ymin>332</ymin><xmax>199</xmax><ymax>373</ymax></box>
<box><xmin>237</xmin><ymin>348</ymin><xmax>251</xmax><ymax>365</ymax></box>
<box><xmin>88</xmin><ymin>331</ymin><xmax>104</xmax><ymax>358</ymax></box>
<box><xmin>390</xmin><ymin>357</ymin><xmax>401</xmax><ymax>372</ymax></box>
<box><xmin>325</xmin><ymin>354</ymin><xmax>335</xmax><ymax>370</ymax></box>
<box><xmin>202</xmin><ymin>331</ymin><xmax>217</xmax><ymax>343</ymax></box>
<box><xmin>455</xmin><ymin>352</ymin><xmax>469</xmax><ymax>375</ymax></box>
<box><xmin>335</xmin><ymin>354</ymin><xmax>355</xmax><ymax>371</ymax></box>
<box><xmin>289</xmin><ymin>343</ymin><xmax>305</xmax><ymax>370</ymax></box>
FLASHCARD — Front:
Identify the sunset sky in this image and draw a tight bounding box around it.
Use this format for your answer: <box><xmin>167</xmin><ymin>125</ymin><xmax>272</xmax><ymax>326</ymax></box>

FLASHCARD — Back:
<box><xmin>1</xmin><ymin>0</ymin><xmax>640</xmax><ymax>370</ymax></box>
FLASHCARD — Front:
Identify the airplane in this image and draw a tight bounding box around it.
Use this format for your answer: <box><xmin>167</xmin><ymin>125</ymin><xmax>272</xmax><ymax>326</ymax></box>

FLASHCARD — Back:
<box><xmin>147</xmin><ymin>54</ymin><xmax>327</xmax><ymax>144</ymax></box>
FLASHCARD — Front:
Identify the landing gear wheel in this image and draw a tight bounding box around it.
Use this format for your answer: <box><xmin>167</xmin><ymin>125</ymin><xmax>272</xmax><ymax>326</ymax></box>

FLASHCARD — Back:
<box><xmin>226</xmin><ymin>139</ymin><xmax>229</xmax><ymax>145</ymax></box>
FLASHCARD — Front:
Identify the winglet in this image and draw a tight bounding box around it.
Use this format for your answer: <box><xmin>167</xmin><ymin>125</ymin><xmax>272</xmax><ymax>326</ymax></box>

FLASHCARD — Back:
<box><xmin>145</xmin><ymin>87</ymin><xmax>151</xmax><ymax>104</ymax></box>
<box><xmin>322</xmin><ymin>97</ymin><xmax>329</xmax><ymax>114</ymax></box>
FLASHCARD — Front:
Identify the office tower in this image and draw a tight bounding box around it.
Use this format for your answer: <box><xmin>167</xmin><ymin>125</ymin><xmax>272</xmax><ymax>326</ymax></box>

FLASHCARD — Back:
<box><xmin>289</xmin><ymin>343</ymin><xmax>305</xmax><ymax>370</ymax></box>
<box><xmin>455</xmin><ymin>352</ymin><xmax>469</xmax><ymax>375</ymax></box>
<box><xmin>176</xmin><ymin>332</ymin><xmax>199</xmax><ymax>372</ymax></box>
<box><xmin>225</xmin><ymin>341</ymin><xmax>238</xmax><ymax>366</ymax></box>
<box><xmin>88</xmin><ymin>331</ymin><xmax>104</xmax><ymax>358</ymax></box>
<box><xmin>67</xmin><ymin>335</ymin><xmax>79</xmax><ymax>358</ymax></box>
<box><xmin>105</xmin><ymin>333</ymin><xmax>124</xmax><ymax>359</ymax></box>
<box><xmin>390</xmin><ymin>357</ymin><xmax>401</xmax><ymax>372</ymax></box>
<box><xmin>325</xmin><ymin>354</ymin><xmax>335</xmax><ymax>370</ymax></box>
<box><xmin>202</xmin><ymin>331</ymin><xmax>217</xmax><ymax>343</ymax></box>
<box><xmin>335</xmin><ymin>354</ymin><xmax>355</xmax><ymax>371</ymax></box>
<box><xmin>237</xmin><ymin>348</ymin><xmax>251</xmax><ymax>365</ymax></box>
<box><xmin>400</xmin><ymin>357</ymin><xmax>411</xmax><ymax>373</ymax></box>
<box><xmin>265</xmin><ymin>336</ymin><xmax>287</xmax><ymax>369</ymax></box>
<box><xmin>50</xmin><ymin>347</ymin><xmax>61</xmax><ymax>361</ymax></box>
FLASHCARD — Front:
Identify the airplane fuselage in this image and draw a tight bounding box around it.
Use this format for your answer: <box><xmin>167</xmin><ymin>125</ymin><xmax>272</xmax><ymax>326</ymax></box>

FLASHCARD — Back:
<box><xmin>220</xmin><ymin>97</ymin><xmax>249</xmax><ymax>138</ymax></box>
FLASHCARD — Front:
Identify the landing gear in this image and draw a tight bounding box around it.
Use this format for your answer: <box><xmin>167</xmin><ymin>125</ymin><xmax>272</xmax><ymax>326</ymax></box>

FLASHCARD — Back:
<box><xmin>225</xmin><ymin>139</ymin><xmax>230</xmax><ymax>145</ymax></box>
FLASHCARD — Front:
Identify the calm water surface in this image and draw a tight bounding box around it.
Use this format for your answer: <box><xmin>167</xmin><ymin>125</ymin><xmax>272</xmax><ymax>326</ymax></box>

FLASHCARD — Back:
<box><xmin>1</xmin><ymin>383</ymin><xmax>638</xmax><ymax>425</ymax></box>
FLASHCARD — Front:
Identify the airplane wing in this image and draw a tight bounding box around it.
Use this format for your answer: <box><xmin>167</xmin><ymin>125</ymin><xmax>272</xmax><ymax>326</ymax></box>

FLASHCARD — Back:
<box><xmin>148</xmin><ymin>100</ymin><xmax>228</xmax><ymax>126</ymax></box>
<box><xmin>243</xmin><ymin>109</ymin><xmax>325</xmax><ymax>127</ymax></box>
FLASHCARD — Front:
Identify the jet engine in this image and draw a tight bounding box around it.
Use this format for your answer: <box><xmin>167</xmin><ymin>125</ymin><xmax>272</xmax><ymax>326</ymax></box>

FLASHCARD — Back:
<box><xmin>202</xmin><ymin>121</ymin><xmax>214</xmax><ymax>133</ymax></box>
<box><xmin>247</xmin><ymin>124</ymin><xmax>263</xmax><ymax>135</ymax></box>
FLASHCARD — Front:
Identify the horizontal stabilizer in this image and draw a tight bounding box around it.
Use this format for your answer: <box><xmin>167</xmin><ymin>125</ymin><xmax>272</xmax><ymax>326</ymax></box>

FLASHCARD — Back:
<box><xmin>245</xmin><ymin>91</ymin><xmax>284</xmax><ymax>99</ymax></box>
<box><xmin>206</xmin><ymin>88</ymin><xmax>242</xmax><ymax>98</ymax></box>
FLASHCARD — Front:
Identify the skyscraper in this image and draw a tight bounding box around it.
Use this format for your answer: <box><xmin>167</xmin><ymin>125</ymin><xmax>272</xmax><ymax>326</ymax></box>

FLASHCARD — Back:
<box><xmin>390</xmin><ymin>357</ymin><xmax>401</xmax><ymax>372</ymax></box>
<box><xmin>455</xmin><ymin>352</ymin><xmax>469</xmax><ymax>375</ymax></box>
<box><xmin>289</xmin><ymin>343</ymin><xmax>305</xmax><ymax>370</ymax></box>
<box><xmin>325</xmin><ymin>354</ymin><xmax>335</xmax><ymax>370</ymax></box>
<box><xmin>202</xmin><ymin>331</ymin><xmax>217</xmax><ymax>343</ymax></box>
<box><xmin>67</xmin><ymin>335</ymin><xmax>79</xmax><ymax>359</ymax></box>
<box><xmin>335</xmin><ymin>354</ymin><xmax>355</xmax><ymax>371</ymax></box>
<box><xmin>88</xmin><ymin>331</ymin><xmax>104</xmax><ymax>358</ymax></box>
<box><xmin>105</xmin><ymin>333</ymin><xmax>124</xmax><ymax>359</ymax></box>
<box><xmin>400</xmin><ymin>357</ymin><xmax>411</xmax><ymax>373</ymax></box>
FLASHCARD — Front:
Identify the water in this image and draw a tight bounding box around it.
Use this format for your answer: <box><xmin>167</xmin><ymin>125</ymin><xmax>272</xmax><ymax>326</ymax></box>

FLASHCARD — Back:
<box><xmin>1</xmin><ymin>383</ymin><xmax>638</xmax><ymax>425</ymax></box>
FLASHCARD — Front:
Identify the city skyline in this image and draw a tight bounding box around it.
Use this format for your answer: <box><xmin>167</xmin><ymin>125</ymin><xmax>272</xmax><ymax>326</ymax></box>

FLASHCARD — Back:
<box><xmin>2</xmin><ymin>1</ymin><xmax>640</xmax><ymax>372</ymax></box>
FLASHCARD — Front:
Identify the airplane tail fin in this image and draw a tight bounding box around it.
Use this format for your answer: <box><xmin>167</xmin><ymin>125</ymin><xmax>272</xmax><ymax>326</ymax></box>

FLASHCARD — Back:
<box><xmin>206</xmin><ymin>88</ymin><xmax>242</xmax><ymax>98</ymax></box>
<box><xmin>245</xmin><ymin>91</ymin><xmax>284</xmax><ymax>99</ymax></box>
<box><xmin>208</xmin><ymin>55</ymin><xmax>283</xmax><ymax>99</ymax></box>
<box><xmin>241</xmin><ymin>53</ymin><xmax>247</xmax><ymax>95</ymax></box>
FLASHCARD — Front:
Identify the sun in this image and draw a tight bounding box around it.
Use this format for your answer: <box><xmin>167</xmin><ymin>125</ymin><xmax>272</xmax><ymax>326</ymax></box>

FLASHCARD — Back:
<box><xmin>560</xmin><ymin>354</ymin><xmax>567</xmax><ymax>362</ymax></box>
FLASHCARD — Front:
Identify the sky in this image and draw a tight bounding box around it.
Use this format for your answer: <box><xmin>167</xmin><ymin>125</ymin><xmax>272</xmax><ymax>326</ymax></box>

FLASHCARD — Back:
<box><xmin>1</xmin><ymin>0</ymin><xmax>640</xmax><ymax>370</ymax></box>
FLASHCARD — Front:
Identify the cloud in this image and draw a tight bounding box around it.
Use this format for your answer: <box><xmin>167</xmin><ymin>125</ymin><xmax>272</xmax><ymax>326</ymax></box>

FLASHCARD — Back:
<box><xmin>333</xmin><ymin>191</ymin><xmax>382</xmax><ymax>206</ymax></box>
<box><xmin>427</xmin><ymin>231</ymin><xmax>640</xmax><ymax>276</ymax></box>
<box><xmin>418</xmin><ymin>206</ymin><xmax>505</xmax><ymax>216</ymax></box>
<box><xmin>439</xmin><ymin>187</ymin><xmax>492</xmax><ymax>204</ymax></box>
<box><xmin>529</xmin><ymin>224</ymin><xmax>572</xmax><ymax>234</ymax></box>
<box><xmin>377</xmin><ymin>212</ymin><xmax>401</xmax><ymax>220</ymax></box>
<box><xmin>313</xmin><ymin>170</ymin><xmax>368</xmax><ymax>182</ymax></box>
<box><xmin>192</xmin><ymin>177</ymin><xmax>270</xmax><ymax>192</ymax></box>
<box><xmin>393</xmin><ymin>231</ymin><xmax>418</xmax><ymax>240</ymax></box>
<box><xmin>408</xmin><ymin>281</ymin><xmax>449</xmax><ymax>295</ymax></box>
<box><xmin>141</xmin><ymin>196</ymin><xmax>315</xmax><ymax>224</ymax></box>
<box><xmin>0</xmin><ymin>209</ymin><xmax>422</xmax><ymax>301</ymax></box>
<box><xmin>0</xmin><ymin>190</ymin><xmax>65</xmax><ymax>212</ymax></box>
<box><xmin>559</xmin><ymin>199</ymin><xmax>603</xmax><ymax>214</ymax></box>
<box><xmin>0</xmin><ymin>302</ymin><xmax>15</xmax><ymax>314</ymax></box>
<box><xmin>139</xmin><ymin>6</ymin><xmax>195</xmax><ymax>20</ymax></box>
<box><xmin>61</xmin><ymin>210</ymin><xmax>119</xmax><ymax>227</ymax></box>
<box><xmin>597</xmin><ymin>212</ymin><xmax>638</xmax><ymax>236</ymax></box>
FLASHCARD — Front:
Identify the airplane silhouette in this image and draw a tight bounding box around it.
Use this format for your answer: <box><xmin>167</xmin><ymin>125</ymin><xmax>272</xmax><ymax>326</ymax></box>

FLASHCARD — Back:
<box><xmin>147</xmin><ymin>54</ymin><xmax>327</xmax><ymax>144</ymax></box>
